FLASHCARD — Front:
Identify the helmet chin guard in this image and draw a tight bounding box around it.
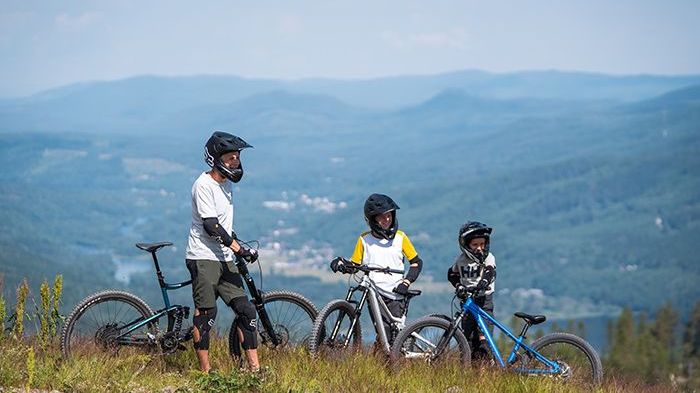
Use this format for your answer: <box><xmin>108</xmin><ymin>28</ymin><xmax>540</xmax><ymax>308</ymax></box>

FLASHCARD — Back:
<box><xmin>204</xmin><ymin>131</ymin><xmax>252</xmax><ymax>182</ymax></box>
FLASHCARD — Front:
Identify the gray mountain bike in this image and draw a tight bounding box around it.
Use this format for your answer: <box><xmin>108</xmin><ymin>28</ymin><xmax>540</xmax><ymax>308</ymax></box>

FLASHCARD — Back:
<box><xmin>307</xmin><ymin>263</ymin><xmax>421</xmax><ymax>356</ymax></box>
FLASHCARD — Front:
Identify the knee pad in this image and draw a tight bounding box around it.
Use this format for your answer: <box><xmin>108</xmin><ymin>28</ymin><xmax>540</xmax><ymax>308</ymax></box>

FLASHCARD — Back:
<box><xmin>229</xmin><ymin>297</ymin><xmax>258</xmax><ymax>349</ymax></box>
<box><xmin>193</xmin><ymin>307</ymin><xmax>217</xmax><ymax>350</ymax></box>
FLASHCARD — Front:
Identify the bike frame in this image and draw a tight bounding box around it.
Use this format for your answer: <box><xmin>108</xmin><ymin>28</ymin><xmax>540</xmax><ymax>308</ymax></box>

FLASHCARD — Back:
<box><xmin>114</xmin><ymin>247</ymin><xmax>192</xmax><ymax>345</ymax></box>
<box><xmin>335</xmin><ymin>273</ymin><xmax>406</xmax><ymax>353</ymax></box>
<box><xmin>113</xmin><ymin>243</ymin><xmax>280</xmax><ymax>347</ymax></box>
<box><xmin>437</xmin><ymin>296</ymin><xmax>561</xmax><ymax>374</ymax></box>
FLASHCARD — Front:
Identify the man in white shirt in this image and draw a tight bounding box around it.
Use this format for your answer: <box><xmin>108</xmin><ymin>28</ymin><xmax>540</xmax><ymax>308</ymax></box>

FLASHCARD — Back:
<box><xmin>185</xmin><ymin>131</ymin><xmax>260</xmax><ymax>373</ymax></box>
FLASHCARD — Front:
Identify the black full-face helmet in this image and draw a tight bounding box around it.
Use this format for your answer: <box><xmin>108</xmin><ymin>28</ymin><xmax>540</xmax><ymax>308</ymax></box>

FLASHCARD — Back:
<box><xmin>364</xmin><ymin>193</ymin><xmax>400</xmax><ymax>240</ymax></box>
<box><xmin>204</xmin><ymin>131</ymin><xmax>253</xmax><ymax>183</ymax></box>
<box><xmin>458</xmin><ymin>221</ymin><xmax>492</xmax><ymax>263</ymax></box>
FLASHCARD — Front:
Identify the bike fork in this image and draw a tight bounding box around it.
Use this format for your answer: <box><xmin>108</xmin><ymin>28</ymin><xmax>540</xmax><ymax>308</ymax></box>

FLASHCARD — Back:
<box><xmin>236</xmin><ymin>259</ymin><xmax>280</xmax><ymax>347</ymax></box>
<box><xmin>433</xmin><ymin>312</ymin><xmax>465</xmax><ymax>359</ymax></box>
<box><xmin>337</xmin><ymin>291</ymin><xmax>367</xmax><ymax>348</ymax></box>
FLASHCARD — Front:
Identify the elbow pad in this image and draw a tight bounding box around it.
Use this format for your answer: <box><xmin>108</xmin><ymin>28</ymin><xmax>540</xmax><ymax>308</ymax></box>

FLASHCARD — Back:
<box><xmin>202</xmin><ymin>217</ymin><xmax>234</xmax><ymax>246</ymax></box>
<box><xmin>482</xmin><ymin>265</ymin><xmax>496</xmax><ymax>283</ymax></box>
<box><xmin>405</xmin><ymin>256</ymin><xmax>423</xmax><ymax>283</ymax></box>
<box><xmin>447</xmin><ymin>266</ymin><xmax>461</xmax><ymax>287</ymax></box>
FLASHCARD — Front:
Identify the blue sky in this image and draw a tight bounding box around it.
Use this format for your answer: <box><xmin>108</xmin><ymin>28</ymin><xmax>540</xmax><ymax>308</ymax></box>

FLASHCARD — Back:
<box><xmin>1</xmin><ymin>0</ymin><xmax>699</xmax><ymax>97</ymax></box>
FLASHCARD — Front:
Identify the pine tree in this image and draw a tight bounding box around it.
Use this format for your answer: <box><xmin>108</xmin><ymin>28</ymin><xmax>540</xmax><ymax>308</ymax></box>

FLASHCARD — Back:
<box><xmin>683</xmin><ymin>301</ymin><xmax>700</xmax><ymax>359</ymax></box>
<box><xmin>650</xmin><ymin>302</ymin><xmax>680</xmax><ymax>381</ymax></box>
<box><xmin>606</xmin><ymin>307</ymin><xmax>636</xmax><ymax>373</ymax></box>
<box><xmin>683</xmin><ymin>301</ymin><xmax>700</xmax><ymax>390</ymax></box>
<box><xmin>637</xmin><ymin>311</ymin><xmax>670</xmax><ymax>382</ymax></box>
<box><xmin>652</xmin><ymin>302</ymin><xmax>679</xmax><ymax>355</ymax></box>
<box><xmin>576</xmin><ymin>320</ymin><xmax>586</xmax><ymax>339</ymax></box>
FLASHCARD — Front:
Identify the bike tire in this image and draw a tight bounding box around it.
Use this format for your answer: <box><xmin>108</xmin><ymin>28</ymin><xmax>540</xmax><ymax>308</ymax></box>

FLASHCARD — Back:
<box><xmin>228</xmin><ymin>290</ymin><xmax>318</xmax><ymax>354</ymax></box>
<box><xmin>307</xmin><ymin>299</ymin><xmax>362</xmax><ymax>356</ymax></box>
<box><xmin>389</xmin><ymin>316</ymin><xmax>471</xmax><ymax>366</ymax></box>
<box><xmin>527</xmin><ymin>332</ymin><xmax>603</xmax><ymax>387</ymax></box>
<box><xmin>428</xmin><ymin>313</ymin><xmax>454</xmax><ymax>324</ymax></box>
<box><xmin>60</xmin><ymin>290</ymin><xmax>157</xmax><ymax>359</ymax></box>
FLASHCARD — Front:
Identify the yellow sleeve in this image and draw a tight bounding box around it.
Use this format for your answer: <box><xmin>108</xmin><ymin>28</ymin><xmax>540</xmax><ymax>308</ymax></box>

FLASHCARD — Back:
<box><xmin>349</xmin><ymin>236</ymin><xmax>364</xmax><ymax>264</ymax></box>
<box><xmin>401</xmin><ymin>233</ymin><xmax>418</xmax><ymax>260</ymax></box>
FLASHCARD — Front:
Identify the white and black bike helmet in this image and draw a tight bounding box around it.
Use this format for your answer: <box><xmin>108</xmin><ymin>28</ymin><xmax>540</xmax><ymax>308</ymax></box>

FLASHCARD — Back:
<box><xmin>458</xmin><ymin>221</ymin><xmax>492</xmax><ymax>263</ymax></box>
<box><xmin>204</xmin><ymin>131</ymin><xmax>253</xmax><ymax>183</ymax></box>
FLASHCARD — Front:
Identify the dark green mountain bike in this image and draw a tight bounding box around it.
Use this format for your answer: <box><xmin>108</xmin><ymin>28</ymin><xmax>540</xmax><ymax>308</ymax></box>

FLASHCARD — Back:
<box><xmin>60</xmin><ymin>241</ymin><xmax>317</xmax><ymax>358</ymax></box>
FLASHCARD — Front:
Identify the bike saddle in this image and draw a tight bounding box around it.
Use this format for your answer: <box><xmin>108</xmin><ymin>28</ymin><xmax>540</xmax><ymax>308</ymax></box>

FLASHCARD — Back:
<box><xmin>405</xmin><ymin>289</ymin><xmax>422</xmax><ymax>298</ymax></box>
<box><xmin>514</xmin><ymin>312</ymin><xmax>546</xmax><ymax>325</ymax></box>
<box><xmin>135</xmin><ymin>242</ymin><xmax>173</xmax><ymax>253</ymax></box>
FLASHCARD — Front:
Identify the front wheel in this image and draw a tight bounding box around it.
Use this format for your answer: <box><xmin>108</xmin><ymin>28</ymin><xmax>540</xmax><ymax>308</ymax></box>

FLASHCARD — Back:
<box><xmin>390</xmin><ymin>316</ymin><xmax>471</xmax><ymax>366</ymax></box>
<box><xmin>228</xmin><ymin>290</ymin><xmax>317</xmax><ymax>355</ymax></box>
<box><xmin>60</xmin><ymin>290</ymin><xmax>158</xmax><ymax>359</ymax></box>
<box><xmin>307</xmin><ymin>299</ymin><xmax>362</xmax><ymax>356</ymax></box>
<box><xmin>526</xmin><ymin>332</ymin><xmax>603</xmax><ymax>387</ymax></box>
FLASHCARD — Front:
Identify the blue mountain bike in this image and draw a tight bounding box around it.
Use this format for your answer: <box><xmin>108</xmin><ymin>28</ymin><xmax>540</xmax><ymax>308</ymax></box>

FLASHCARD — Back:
<box><xmin>389</xmin><ymin>287</ymin><xmax>603</xmax><ymax>387</ymax></box>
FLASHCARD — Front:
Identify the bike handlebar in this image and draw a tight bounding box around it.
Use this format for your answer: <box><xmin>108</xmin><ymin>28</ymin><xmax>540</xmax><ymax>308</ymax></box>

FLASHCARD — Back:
<box><xmin>455</xmin><ymin>286</ymin><xmax>487</xmax><ymax>300</ymax></box>
<box><xmin>353</xmin><ymin>264</ymin><xmax>404</xmax><ymax>275</ymax></box>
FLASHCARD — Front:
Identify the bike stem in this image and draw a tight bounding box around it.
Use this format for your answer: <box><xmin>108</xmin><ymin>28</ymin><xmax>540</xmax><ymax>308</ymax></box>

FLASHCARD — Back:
<box><xmin>234</xmin><ymin>257</ymin><xmax>280</xmax><ymax>347</ymax></box>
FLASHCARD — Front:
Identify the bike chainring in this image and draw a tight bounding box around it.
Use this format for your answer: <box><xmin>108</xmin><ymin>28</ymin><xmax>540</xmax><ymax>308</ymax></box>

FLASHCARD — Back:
<box><xmin>159</xmin><ymin>306</ymin><xmax>190</xmax><ymax>354</ymax></box>
<box><xmin>160</xmin><ymin>333</ymin><xmax>180</xmax><ymax>354</ymax></box>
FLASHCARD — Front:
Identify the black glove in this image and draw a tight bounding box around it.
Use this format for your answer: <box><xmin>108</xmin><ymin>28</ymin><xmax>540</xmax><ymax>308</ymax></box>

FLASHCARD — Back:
<box><xmin>330</xmin><ymin>257</ymin><xmax>343</xmax><ymax>272</ymax></box>
<box><xmin>475</xmin><ymin>279</ymin><xmax>490</xmax><ymax>292</ymax></box>
<box><xmin>330</xmin><ymin>257</ymin><xmax>356</xmax><ymax>274</ymax></box>
<box><xmin>237</xmin><ymin>247</ymin><xmax>258</xmax><ymax>263</ymax></box>
<box><xmin>455</xmin><ymin>284</ymin><xmax>468</xmax><ymax>299</ymax></box>
<box><xmin>393</xmin><ymin>280</ymin><xmax>410</xmax><ymax>295</ymax></box>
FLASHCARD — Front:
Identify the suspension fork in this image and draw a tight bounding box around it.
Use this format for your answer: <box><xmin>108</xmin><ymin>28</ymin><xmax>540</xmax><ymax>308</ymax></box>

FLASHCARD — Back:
<box><xmin>332</xmin><ymin>288</ymin><xmax>367</xmax><ymax>347</ymax></box>
<box><xmin>433</xmin><ymin>311</ymin><xmax>466</xmax><ymax>358</ymax></box>
<box><xmin>235</xmin><ymin>258</ymin><xmax>279</xmax><ymax>346</ymax></box>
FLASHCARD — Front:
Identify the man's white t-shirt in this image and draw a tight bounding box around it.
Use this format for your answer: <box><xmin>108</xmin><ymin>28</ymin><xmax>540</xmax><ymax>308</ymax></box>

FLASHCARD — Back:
<box><xmin>185</xmin><ymin>172</ymin><xmax>235</xmax><ymax>262</ymax></box>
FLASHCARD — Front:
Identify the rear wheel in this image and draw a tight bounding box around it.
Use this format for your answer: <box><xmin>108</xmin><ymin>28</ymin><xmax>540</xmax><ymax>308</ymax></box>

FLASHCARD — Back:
<box><xmin>60</xmin><ymin>290</ymin><xmax>158</xmax><ymax>359</ymax></box>
<box><xmin>390</xmin><ymin>316</ymin><xmax>471</xmax><ymax>366</ymax></box>
<box><xmin>308</xmin><ymin>299</ymin><xmax>362</xmax><ymax>356</ymax></box>
<box><xmin>526</xmin><ymin>332</ymin><xmax>603</xmax><ymax>387</ymax></box>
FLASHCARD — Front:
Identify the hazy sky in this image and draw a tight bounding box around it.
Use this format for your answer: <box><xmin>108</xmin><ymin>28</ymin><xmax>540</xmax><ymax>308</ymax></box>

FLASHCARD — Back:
<box><xmin>1</xmin><ymin>0</ymin><xmax>699</xmax><ymax>97</ymax></box>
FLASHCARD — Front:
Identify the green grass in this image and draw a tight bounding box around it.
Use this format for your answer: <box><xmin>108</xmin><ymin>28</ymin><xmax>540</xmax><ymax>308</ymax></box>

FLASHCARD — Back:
<box><xmin>0</xmin><ymin>334</ymin><xmax>671</xmax><ymax>393</ymax></box>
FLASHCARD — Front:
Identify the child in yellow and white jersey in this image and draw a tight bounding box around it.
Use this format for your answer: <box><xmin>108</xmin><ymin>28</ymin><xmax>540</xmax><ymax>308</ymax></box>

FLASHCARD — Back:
<box><xmin>330</xmin><ymin>193</ymin><xmax>423</xmax><ymax>343</ymax></box>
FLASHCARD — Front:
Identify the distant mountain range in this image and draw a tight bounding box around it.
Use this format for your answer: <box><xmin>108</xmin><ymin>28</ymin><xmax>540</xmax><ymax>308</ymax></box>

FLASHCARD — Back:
<box><xmin>2</xmin><ymin>70</ymin><xmax>700</xmax><ymax>134</ymax></box>
<box><xmin>1</xmin><ymin>70</ymin><xmax>698</xmax><ymax>341</ymax></box>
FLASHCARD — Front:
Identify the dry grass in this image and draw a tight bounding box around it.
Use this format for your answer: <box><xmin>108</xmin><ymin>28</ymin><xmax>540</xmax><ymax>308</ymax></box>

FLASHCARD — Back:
<box><xmin>0</xmin><ymin>335</ymin><xmax>676</xmax><ymax>393</ymax></box>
